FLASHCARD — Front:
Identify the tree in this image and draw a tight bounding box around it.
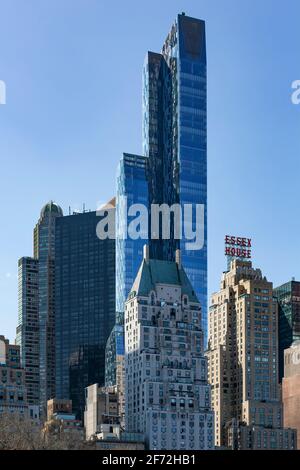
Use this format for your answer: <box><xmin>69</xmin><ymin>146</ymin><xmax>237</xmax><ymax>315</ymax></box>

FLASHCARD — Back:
<box><xmin>0</xmin><ymin>412</ymin><xmax>95</xmax><ymax>450</ymax></box>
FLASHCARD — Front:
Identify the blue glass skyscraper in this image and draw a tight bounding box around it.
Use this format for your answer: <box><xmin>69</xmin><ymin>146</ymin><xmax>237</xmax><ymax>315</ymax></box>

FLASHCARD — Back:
<box><xmin>115</xmin><ymin>153</ymin><xmax>149</xmax><ymax>315</ymax></box>
<box><xmin>105</xmin><ymin>153</ymin><xmax>148</xmax><ymax>386</ymax></box>
<box><xmin>143</xmin><ymin>13</ymin><xmax>207</xmax><ymax>339</ymax></box>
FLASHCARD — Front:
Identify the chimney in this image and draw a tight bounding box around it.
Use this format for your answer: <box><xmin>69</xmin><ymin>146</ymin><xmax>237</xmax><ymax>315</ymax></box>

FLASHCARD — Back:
<box><xmin>143</xmin><ymin>245</ymin><xmax>149</xmax><ymax>262</ymax></box>
<box><xmin>175</xmin><ymin>249</ymin><xmax>181</xmax><ymax>269</ymax></box>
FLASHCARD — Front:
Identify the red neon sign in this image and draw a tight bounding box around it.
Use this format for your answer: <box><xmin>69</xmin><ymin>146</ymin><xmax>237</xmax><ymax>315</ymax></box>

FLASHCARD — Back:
<box><xmin>224</xmin><ymin>235</ymin><xmax>252</xmax><ymax>259</ymax></box>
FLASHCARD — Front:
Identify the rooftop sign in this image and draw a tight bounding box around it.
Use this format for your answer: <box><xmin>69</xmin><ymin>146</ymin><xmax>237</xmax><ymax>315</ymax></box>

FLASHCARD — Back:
<box><xmin>225</xmin><ymin>235</ymin><xmax>252</xmax><ymax>260</ymax></box>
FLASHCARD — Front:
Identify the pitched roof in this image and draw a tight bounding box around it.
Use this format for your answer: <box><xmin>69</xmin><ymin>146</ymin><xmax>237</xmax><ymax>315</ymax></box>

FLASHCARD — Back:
<box><xmin>130</xmin><ymin>258</ymin><xmax>199</xmax><ymax>303</ymax></box>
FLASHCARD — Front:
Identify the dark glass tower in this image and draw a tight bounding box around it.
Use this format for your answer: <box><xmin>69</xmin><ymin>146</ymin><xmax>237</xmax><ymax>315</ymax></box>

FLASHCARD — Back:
<box><xmin>55</xmin><ymin>207</ymin><xmax>115</xmax><ymax>419</ymax></box>
<box><xmin>34</xmin><ymin>201</ymin><xmax>63</xmax><ymax>413</ymax></box>
<box><xmin>143</xmin><ymin>13</ymin><xmax>207</xmax><ymax>339</ymax></box>
<box><xmin>274</xmin><ymin>280</ymin><xmax>300</xmax><ymax>381</ymax></box>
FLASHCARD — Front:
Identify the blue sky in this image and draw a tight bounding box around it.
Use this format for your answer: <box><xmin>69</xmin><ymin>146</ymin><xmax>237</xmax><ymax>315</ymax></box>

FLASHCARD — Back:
<box><xmin>0</xmin><ymin>0</ymin><xmax>299</xmax><ymax>341</ymax></box>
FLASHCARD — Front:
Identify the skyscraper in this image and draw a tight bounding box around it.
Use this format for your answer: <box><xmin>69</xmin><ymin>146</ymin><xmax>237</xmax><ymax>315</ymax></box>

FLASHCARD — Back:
<box><xmin>115</xmin><ymin>153</ymin><xmax>149</xmax><ymax>316</ymax></box>
<box><xmin>124</xmin><ymin>246</ymin><xmax>214</xmax><ymax>450</ymax></box>
<box><xmin>34</xmin><ymin>201</ymin><xmax>63</xmax><ymax>413</ymax></box>
<box><xmin>143</xmin><ymin>13</ymin><xmax>207</xmax><ymax>338</ymax></box>
<box><xmin>105</xmin><ymin>153</ymin><xmax>148</xmax><ymax>389</ymax></box>
<box><xmin>55</xmin><ymin>206</ymin><xmax>115</xmax><ymax>419</ymax></box>
<box><xmin>274</xmin><ymin>280</ymin><xmax>300</xmax><ymax>381</ymax></box>
<box><xmin>206</xmin><ymin>259</ymin><xmax>297</xmax><ymax>450</ymax></box>
<box><xmin>16</xmin><ymin>257</ymin><xmax>39</xmax><ymax>406</ymax></box>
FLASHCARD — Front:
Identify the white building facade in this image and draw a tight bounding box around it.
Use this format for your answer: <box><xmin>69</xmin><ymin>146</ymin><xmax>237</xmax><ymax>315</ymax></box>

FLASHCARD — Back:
<box><xmin>124</xmin><ymin>247</ymin><xmax>214</xmax><ymax>450</ymax></box>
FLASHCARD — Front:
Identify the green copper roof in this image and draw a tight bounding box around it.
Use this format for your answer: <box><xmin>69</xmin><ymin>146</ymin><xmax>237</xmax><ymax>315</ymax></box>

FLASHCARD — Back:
<box><xmin>40</xmin><ymin>201</ymin><xmax>63</xmax><ymax>218</ymax></box>
<box><xmin>130</xmin><ymin>258</ymin><xmax>199</xmax><ymax>303</ymax></box>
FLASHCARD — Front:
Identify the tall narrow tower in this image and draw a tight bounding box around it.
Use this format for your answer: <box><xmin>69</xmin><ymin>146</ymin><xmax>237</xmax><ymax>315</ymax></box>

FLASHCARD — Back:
<box><xmin>143</xmin><ymin>13</ymin><xmax>207</xmax><ymax>339</ymax></box>
<box><xmin>34</xmin><ymin>201</ymin><xmax>63</xmax><ymax>413</ymax></box>
<box><xmin>16</xmin><ymin>257</ymin><xmax>39</xmax><ymax>406</ymax></box>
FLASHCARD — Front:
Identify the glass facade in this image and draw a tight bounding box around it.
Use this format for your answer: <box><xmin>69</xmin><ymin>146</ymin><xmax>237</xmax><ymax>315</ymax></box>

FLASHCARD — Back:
<box><xmin>105</xmin><ymin>321</ymin><xmax>124</xmax><ymax>387</ymax></box>
<box><xmin>34</xmin><ymin>202</ymin><xmax>63</xmax><ymax>414</ymax></box>
<box><xmin>55</xmin><ymin>210</ymin><xmax>115</xmax><ymax>419</ymax></box>
<box><xmin>116</xmin><ymin>153</ymin><xmax>149</xmax><ymax>315</ymax></box>
<box><xmin>106</xmin><ymin>154</ymin><xmax>148</xmax><ymax>387</ymax></box>
<box><xmin>274</xmin><ymin>280</ymin><xmax>300</xmax><ymax>381</ymax></box>
<box><xmin>142</xmin><ymin>14</ymin><xmax>208</xmax><ymax>341</ymax></box>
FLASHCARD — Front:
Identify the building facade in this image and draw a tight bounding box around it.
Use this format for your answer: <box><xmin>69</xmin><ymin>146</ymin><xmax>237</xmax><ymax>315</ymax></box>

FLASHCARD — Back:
<box><xmin>45</xmin><ymin>398</ymin><xmax>82</xmax><ymax>433</ymax></box>
<box><xmin>84</xmin><ymin>384</ymin><xmax>143</xmax><ymax>448</ymax></box>
<box><xmin>55</xmin><ymin>207</ymin><xmax>115</xmax><ymax>419</ymax></box>
<box><xmin>34</xmin><ymin>201</ymin><xmax>63</xmax><ymax>413</ymax></box>
<box><xmin>125</xmin><ymin>246</ymin><xmax>214</xmax><ymax>450</ymax></box>
<box><xmin>104</xmin><ymin>318</ymin><xmax>125</xmax><ymax>425</ymax></box>
<box><xmin>16</xmin><ymin>257</ymin><xmax>39</xmax><ymax>406</ymax></box>
<box><xmin>282</xmin><ymin>341</ymin><xmax>300</xmax><ymax>449</ymax></box>
<box><xmin>0</xmin><ymin>335</ymin><xmax>28</xmax><ymax>416</ymax></box>
<box><xmin>206</xmin><ymin>259</ymin><xmax>297</xmax><ymax>450</ymax></box>
<box><xmin>84</xmin><ymin>384</ymin><xmax>120</xmax><ymax>440</ymax></box>
<box><xmin>274</xmin><ymin>280</ymin><xmax>300</xmax><ymax>381</ymax></box>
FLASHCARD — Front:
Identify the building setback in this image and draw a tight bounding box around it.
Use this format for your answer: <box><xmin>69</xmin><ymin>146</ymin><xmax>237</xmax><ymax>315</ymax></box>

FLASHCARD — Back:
<box><xmin>125</xmin><ymin>246</ymin><xmax>214</xmax><ymax>450</ymax></box>
<box><xmin>55</xmin><ymin>206</ymin><xmax>115</xmax><ymax>419</ymax></box>
<box><xmin>273</xmin><ymin>280</ymin><xmax>300</xmax><ymax>381</ymax></box>
<box><xmin>282</xmin><ymin>341</ymin><xmax>300</xmax><ymax>449</ymax></box>
<box><xmin>16</xmin><ymin>257</ymin><xmax>39</xmax><ymax>406</ymax></box>
<box><xmin>206</xmin><ymin>259</ymin><xmax>296</xmax><ymax>450</ymax></box>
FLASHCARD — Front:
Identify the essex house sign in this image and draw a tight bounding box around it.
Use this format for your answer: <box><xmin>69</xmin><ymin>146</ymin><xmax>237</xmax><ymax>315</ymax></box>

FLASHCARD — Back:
<box><xmin>225</xmin><ymin>235</ymin><xmax>252</xmax><ymax>260</ymax></box>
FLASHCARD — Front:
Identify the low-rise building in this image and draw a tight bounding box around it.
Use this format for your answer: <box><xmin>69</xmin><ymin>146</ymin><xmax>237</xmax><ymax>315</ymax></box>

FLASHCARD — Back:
<box><xmin>45</xmin><ymin>398</ymin><xmax>83</xmax><ymax>435</ymax></box>
<box><xmin>95</xmin><ymin>425</ymin><xmax>145</xmax><ymax>450</ymax></box>
<box><xmin>84</xmin><ymin>384</ymin><xmax>144</xmax><ymax>448</ymax></box>
<box><xmin>0</xmin><ymin>335</ymin><xmax>28</xmax><ymax>416</ymax></box>
<box><xmin>84</xmin><ymin>384</ymin><xmax>120</xmax><ymax>440</ymax></box>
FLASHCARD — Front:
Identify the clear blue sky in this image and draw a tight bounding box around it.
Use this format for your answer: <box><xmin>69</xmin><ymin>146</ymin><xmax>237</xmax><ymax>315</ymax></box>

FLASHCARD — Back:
<box><xmin>0</xmin><ymin>0</ymin><xmax>299</xmax><ymax>341</ymax></box>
